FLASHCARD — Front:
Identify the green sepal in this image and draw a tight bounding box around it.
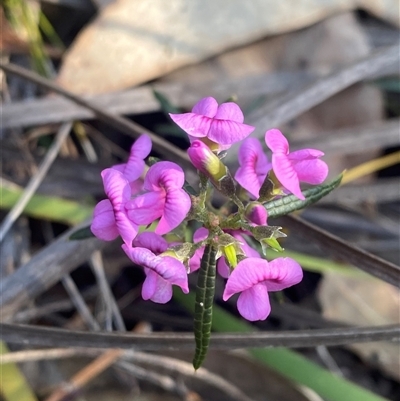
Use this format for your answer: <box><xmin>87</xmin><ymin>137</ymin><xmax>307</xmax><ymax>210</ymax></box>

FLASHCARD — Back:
<box><xmin>193</xmin><ymin>243</ymin><xmax>217</xmax><ymax>370</ymax></box>
<box><xmin>264</xmin><ymin>174</ymin><xmax>343</xmax><ymax>218</ymax></box>
<box><xmin>69</xmin><ymin>225</ymin><xmax>95</xmax><ymax>240</ymax></box>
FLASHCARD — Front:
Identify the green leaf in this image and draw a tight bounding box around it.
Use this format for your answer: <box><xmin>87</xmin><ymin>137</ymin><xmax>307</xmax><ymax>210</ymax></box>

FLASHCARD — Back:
<box><xmin>264</xmin><ymin>174</ymin><xmax>343</xmax><ymax>218</ymax></box>
<box><xmin>69</xmin><ymin>225</ymin><xmax>95</xmax><ymax>240</ymax></box>
<box><xmin>1</xmin><ymin>181</ymin><xmax>93</xmax><ymax>225</ymax></box>
<box><xmin>193</xmin><ymin>243</ymin><xmax>217</xmax><ymax>370</ymax></box>
<box><xmin>153</xmin><ymin>89</ymin><xmax>181</xmax><ymax>114</ymax></box>
<box><xmin>174</xmin><ymin>290</ymin><xmax>388</xmax><ymax>401</ymax></box>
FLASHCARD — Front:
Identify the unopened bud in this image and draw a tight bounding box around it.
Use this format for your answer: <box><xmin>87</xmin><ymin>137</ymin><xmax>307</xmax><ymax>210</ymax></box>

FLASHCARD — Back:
<box><xmin>245</xmin><ymin>202</ymin><xmax>268</xmax><ymax>226</ymax></box>
<box><xmin>217</xmin><ymin>233</ymin><xmax>244</xmax><ymax>268</ymax></box>
<box><xmin>188</xmin><ymin>140</ymin><xmax>236</xmax><ymax>197</ymax></box>
<box><xmin>251</xmin><ymin>225</ymin><xmax>286</xmax><ymax>255</ymax></box>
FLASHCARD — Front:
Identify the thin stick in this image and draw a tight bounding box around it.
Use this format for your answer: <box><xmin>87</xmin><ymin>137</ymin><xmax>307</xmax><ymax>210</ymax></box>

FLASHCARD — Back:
<box><xmin>0</xmin><ymin>122</ymin><xmax>72</xmax><ymax>242</ymax></box>
<box><xmin>1</xmin><ymin>322</ymin><xmax>398</xmax><ymax>350</ymax></box>
<box><xmin>1</xmin><ymin>348</ymin><xmax>256</xmax><ymax>401</ymax></box>
<box><xmin>61</xmin><ymin>275</ymin><xmax>101</xmax><ymax>331</ymax></box>
<box><xmin>89</xmin><ymin>251</ymin><xmax>126</xmax><ymax>331</ymax></box>
<box><xmin>44</xmin><ymin>349</ymin><xmax>124</xmax><ymax>401</ymax></box>
<box><xmin>0</xmin><ymin>62</ymin><xmax>191</xmax><ymax>169</ymax></box>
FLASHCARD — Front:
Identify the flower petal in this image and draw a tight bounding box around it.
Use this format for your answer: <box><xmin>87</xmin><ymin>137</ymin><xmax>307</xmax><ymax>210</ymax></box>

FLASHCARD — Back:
<box><xmin>237</xmin><ymin>284</ymin><xmax>271</xmax><ymax>321</ymax></box>
<box><xmin>217</xmin><ymin>258</ymin><xmax>231</xmax><ymax>278</ymax></box>
<box><xmin>265</xmin><ymin>129</ymin><xmax>289</xmax><ymax>154</ymax></box>
<box><xmin>292</xmin><ymin>158</ymin><xmax>329</xmax><ymax>185</ymax></box>
<box><xmin>144</xmin><ymin>270</ymin><xmax>173</xmax><ymax>303</ymax></box>
<box><xmin>156</xmin><ymin>188</ymin><xmax>191</xmax><ymax>235</ymax></box>
<box><xmin>144</xmin><ymin>161</ymin><xmax>185</xmax><ymax>191</ymax></box>
<box><xmin>207</xmin><ymin>120</ymin><xmax>254</xmax><ymax>145</ymax></box>
<box><xmin>223</xmin><ymin>258</ymin><xmax>270</xmax><ymax>300</ymax></box>
<box><xmin>141</xmin><ymin>269</ymin><xmax>157</xmax><ymax>300</ymax></box>
<box><xmin>122</xmin><ymin>246</ymin><xmax>189</xmax><ymax>294</ymax></box>
<box><xmin>235</xmin><ymin>138</ymin><xmax>270</xmax><ymax>198</ymax></box>
<box><xmin>126</xmin><ymin>191</ymin><xmax>164</xmax><ymax>225</ymax></box>
<box><xmin>101</xmin><ymin>168</ymin><xmax>131</xmax><ymax>206</ymax></box>
<box><xmin>264</xmin><ymin>257</ymin><xmax>303</xmax><ymax>291</ymax></box>
<box><xmin>272</xmin><ymin>153</ymin><xmax>304</xmax><ymax>200</ymax></box>
<box><xmin>214</xmin><ymin>102</ymin><xmax>244</xmax><ymax>123</ymax></box>
<box><xmin>90</xmin><ymin>199</ymin><xmax>119</xmax><ymax>241</ymax></box>
<box><xmin>131</xmin><ymin>134</ymin><xmax>152</xmax><ymax>159</ymax></box>
<box><xmin>169</xmin><ymin>113</ymin><xmax>212</xmax><ymax>138</ymax></box>
<box><xmin>192</xmin><ymin>97</ymin><xmax>218</xmax><ymax>117</ymax></box>
<box><xmin>133</xmin><ymin>232</ymin><xmax>167</xmax><ymax>254</ymax></box>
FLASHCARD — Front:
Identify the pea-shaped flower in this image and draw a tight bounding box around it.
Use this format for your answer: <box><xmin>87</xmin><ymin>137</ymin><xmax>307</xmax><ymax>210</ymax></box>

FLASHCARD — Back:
<box><xmin>170</xmin><ymin>97</ymin><xmax>254</xmax><ymax>151</ymax></box>
<box><xmin>122</xmin><ymin>232</ymin><xmax>189</xmax><ymax>304</ymax></box>
<box><xmin>126</xmin><ymin>161</ymin><xmax>191</xmax><ymax>235</ymax></box>
<box><xmin>223</xmin><ymin>257</ymin><xmax>303</xmax><ymax>321</ymax></box>
<box><xmin>265</xmin><ymin>129</ymin><xmax>328</xmax><ymax>200</ymax></box>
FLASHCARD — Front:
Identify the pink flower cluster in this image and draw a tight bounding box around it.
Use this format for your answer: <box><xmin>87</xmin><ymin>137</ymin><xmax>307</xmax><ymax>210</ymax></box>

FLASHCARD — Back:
<box><xmin>90</xmin><ymin>96</ymin><xmax>329</xmax><ymax>321</ymax></box>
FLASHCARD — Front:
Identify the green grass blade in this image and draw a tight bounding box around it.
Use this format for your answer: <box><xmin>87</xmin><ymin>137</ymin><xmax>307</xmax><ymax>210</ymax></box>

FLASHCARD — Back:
<box><xmin>174</xmin><ymin>289</ymin><xmax>388</xmax><ymax>401</ymax></box>
<box><xmin>1</xmin><ymin>180</ymin><xmax>93</xmax><ymax>225</ymax></box>
<box><xmin>264</xmin><ymin>174</ymin><xmax>343</xmax><ymax>218</ymax></box>
<box><xmin>193</xmin><ymin>243</ymin><xmax>217</xmax><ymax>370</ymax></box>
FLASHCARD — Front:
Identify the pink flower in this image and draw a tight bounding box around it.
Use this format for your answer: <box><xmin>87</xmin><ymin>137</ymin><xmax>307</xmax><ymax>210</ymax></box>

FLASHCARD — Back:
<box><xmin>122</xmin><ymin>233</ymin><xmax>189</xmax><ymax>304</ymax></box>
<box><xmin>265</xmin><ymin>129</ymin><xmax>328</xmax><ymax>200</ymax></box>
<box><xmin>223</xmin><ymin>257</ymin><xmax>303</xmax><ymax>321</ymax></box>
<box><xmin>235</xmin><ymin>138</ymin><xmax>271</xmax><ymax>198</ymax></box>
<box><xmin>112</xmin><ymin>134</ymin><xmax>152</xmax><ymax>193</ymax></box>
<box><xmin>126</xmin><ymin>161</ymin><xmax>191</xmax><ymax>235</ymax></box>
<box><xmin>169</xmin><ymin>97</ymin><xmax>254</xmax><ymax>150</ymax></box>
<box><xmin>90</xmin><ymin>169</ymin><xmax>138</xmax><ymax>246</ymax></box>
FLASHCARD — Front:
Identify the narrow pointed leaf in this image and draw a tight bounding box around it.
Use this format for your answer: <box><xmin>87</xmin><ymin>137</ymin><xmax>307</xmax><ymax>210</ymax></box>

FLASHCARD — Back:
<box><xmin>69</xmin><ymin>225</ymin><xmax>95</xmax><ymax>240</ymax></box>
<box><xmin>264</xmin><ymin>174</ymin><xmax>342</xmax><ymax>218</ymax></box>
<box><xmin>193</xmin><ymin>243</ymin><xmax>217</xmax><ymax>369</ymax></box>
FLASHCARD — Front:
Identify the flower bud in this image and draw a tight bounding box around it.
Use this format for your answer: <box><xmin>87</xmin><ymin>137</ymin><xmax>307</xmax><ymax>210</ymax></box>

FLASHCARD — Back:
<box><xmin>245</xmin><ymin>202</ymin><xmax>268</xmax><ymax>226</ymax></box>
<box><xmin>250</xmin><ymin>225</ymin><xmax>286</xmax><ymax>255</ymax></box>
<box><xmin>188</xmin><ymin>140</ymin><xmax>236</xmax><ymax>197</ymax></box>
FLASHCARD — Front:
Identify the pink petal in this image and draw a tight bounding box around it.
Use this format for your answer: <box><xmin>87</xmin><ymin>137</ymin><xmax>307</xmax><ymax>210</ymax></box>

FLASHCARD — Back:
<box><xmin>169</xmin><ymin>113</ymin><xmax>212</xmax><ymax>138</ymax></box>
<box><xmin>156</xmin><ymin>188</ymin><xmax>191</xmax><ymax>235</ymax></box>
<box><xmin>189</xmin><ymin>248</ymin><xmax>204</xmax><ymax>273</ymax></box>
<box><xmin>237</xmin><ymin>284</ymin><xmax>271</xmax><ymax>321</ymax></box>
<box><xmin>265</xmin><ymin>129</ymin><xmax>289</xmax><ymax>154</ymax></box>
<box><xmin>223</xmin><ymin>258</ymin><xmax>270</xmax><ymax>300</ymax></box>
<box><xmin>194</xmin><ymin>227</ymin><xmax>209</xmax><ymax>242</ymax></box>
<box><xmin>214</xmin><ymin>102</ymin><xmax>244</xmax><ymax>123</ymax></box>
<box><xmin>235</xmin><ymin>138</ymin><xmax>270</xmax><ymax>198</ymax></box>
<box><xmin>126</xmin><ymin>191</ymin><xmax>164</xmax><ymax>225</ymax></box>
<box><xmin>131</xmin><ymin>134</ymin><xmax>152</xmax><ymax>159</ymax></box>
<box><xmin>217</xmin><ymin>258</ymin><xmax>231</xmax><ymax>278</ymax></box>
<box><xmin>264</xmin><ymin>257</ymin><xmax>303</xmax><ymax>291</ymax></box>
<box><xmin>141</xmin><ymin>269</ymin><xmax>157</xmax><ymax>300</ymax></box>
<box><xmin>143</xmin><ymin>270</ymin><xmax>173</xmax><ymax>303</ymax></box>
<box><xmin>289</xmin><ymin>148</ymin><xmax>325</xmax><ymax>160</ymax></box>
<box><xmin>144</xmin><ymin>161</ymin><xmax>185</xmax><ymax>191</ymax></box>
<box><xmin>101</xmin><ymin>168</ymin><xmax>131</xmax><ymax>206</ymax></box>
<box><xmin>100</xmin><ymin>169</ymin><xmax>138</xmax><ymax>245</ymax></box>
<box><xmin>189</xmin><ymin>227</ymin><xmax>208</xmax><ymax>273</ymax></box>
<box><xmin>122</xmin><ymin>246</ymin><xmax>189</xmax><ymax>294</ymax></box>
<box><xmin>272</xmin><ymin>153</ymin><xmax>304</xmax><ymax>200</ymax></box>
<box><xmin>133</xmin><ymin>232</ymin><xmax>168</xmax><ymax>254</ymax></box>
<box><xmin>192</xmin><ymin>97</ymin><xmax>218</xmax><ymax>117</ymax></box>
<box><xmin>207</xmin><ymin>120</ymin><xmax>255</xmax><ymax>145</ymax></box>
<box><xmin>90</xmin><ymin>199</ymin><xmax>119</xmax><ymax>241</ymax></box>
<box><xmin>292</xmin><ymin>158</ymin><xmax>329</xmax><ymax>185</ymax></box>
